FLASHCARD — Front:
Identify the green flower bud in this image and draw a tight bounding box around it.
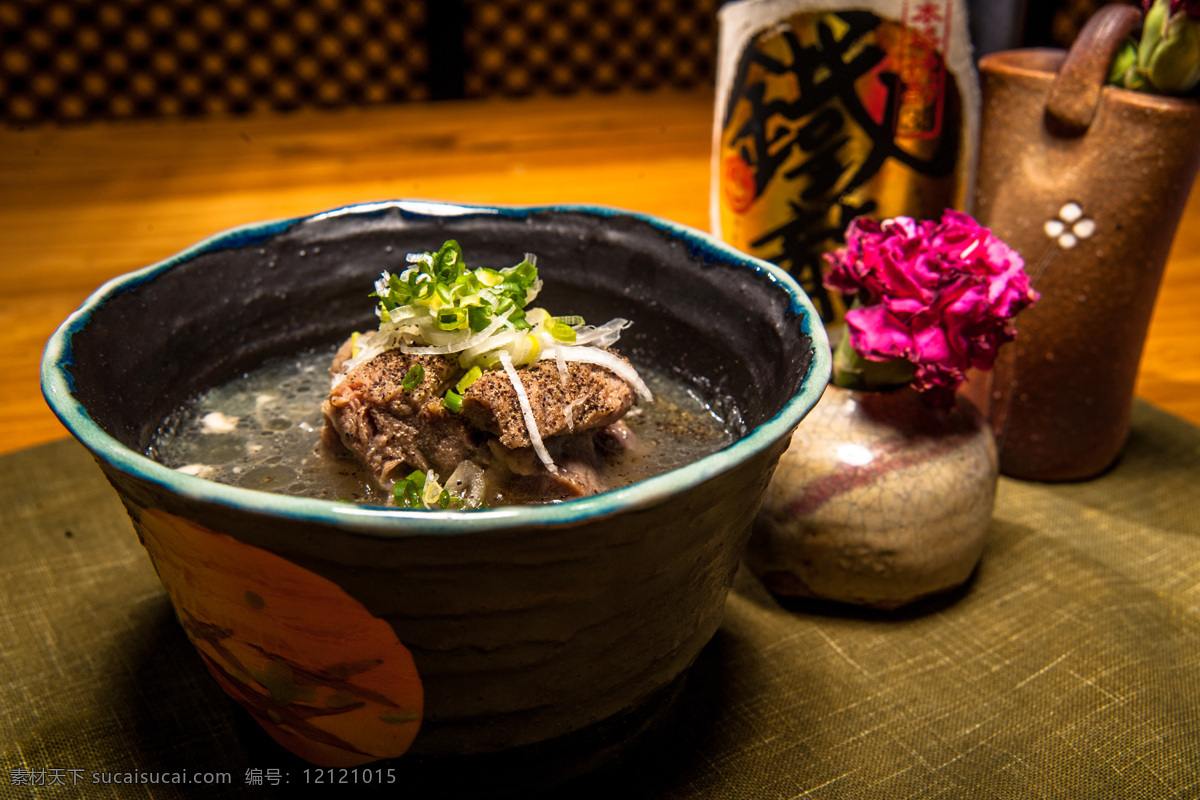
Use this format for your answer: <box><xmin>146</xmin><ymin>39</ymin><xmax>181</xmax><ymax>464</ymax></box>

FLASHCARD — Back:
<box><xmin>1145</xmin><ymin>10</ymin><xmax>1200</xmax><ymax>93</ymax></box>
<box><xmin>1139</xmin><ymin>0</ymin><xmax>1172</xmax><ymax>70</ymax></box>
<box><xmin>1136</xmin><ymin>0</ymin><xmax>1200</xmax><ymax>94</ymax></box>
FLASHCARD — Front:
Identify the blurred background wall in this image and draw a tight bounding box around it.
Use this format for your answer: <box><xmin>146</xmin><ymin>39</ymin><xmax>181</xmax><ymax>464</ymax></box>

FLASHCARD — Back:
<box><xmin>0</xmin><ymin>0</ymin><xmax>1127</xmax><ymax>126</ymax></box>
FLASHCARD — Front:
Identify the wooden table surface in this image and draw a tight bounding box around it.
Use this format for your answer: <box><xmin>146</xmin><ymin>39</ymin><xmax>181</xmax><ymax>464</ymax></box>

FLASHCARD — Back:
<box><xmin>2</xmin><ymin>88</ymin><xmax>1198</xmax><ymax>456</ymax></box>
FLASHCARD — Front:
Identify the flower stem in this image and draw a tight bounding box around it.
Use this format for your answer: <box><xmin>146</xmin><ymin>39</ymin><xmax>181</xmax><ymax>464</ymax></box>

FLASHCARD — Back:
<box><xmin>831</xmin><ymin>329</ymin><xmax>915</xmax><ymax>392</ymax></box>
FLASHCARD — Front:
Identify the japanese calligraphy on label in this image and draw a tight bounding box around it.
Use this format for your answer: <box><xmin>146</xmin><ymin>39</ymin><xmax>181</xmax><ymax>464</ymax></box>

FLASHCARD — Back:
<box><xmin>713</xmin><ymin>0</ymin><xmax>978</xmax><ymax>324</ymax></box>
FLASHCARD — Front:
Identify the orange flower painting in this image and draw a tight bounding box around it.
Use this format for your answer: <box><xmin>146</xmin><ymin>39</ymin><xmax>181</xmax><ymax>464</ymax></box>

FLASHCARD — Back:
<box><xmin>136</xmin><ymin>508</ymin><xmax>423</xmax><ymax>767</ymax></box>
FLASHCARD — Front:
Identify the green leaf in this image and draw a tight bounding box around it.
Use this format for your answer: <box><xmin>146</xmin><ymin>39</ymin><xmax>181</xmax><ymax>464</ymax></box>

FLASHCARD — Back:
<box><xmin>1108</xmin><ymin>38</ymin><xmax>1141</xmax><ymax>87</ymax></box>
<box><xmin>831</xmin><ymin>330</ymin><xmax>915</xmax><ymax>392</ymax></box>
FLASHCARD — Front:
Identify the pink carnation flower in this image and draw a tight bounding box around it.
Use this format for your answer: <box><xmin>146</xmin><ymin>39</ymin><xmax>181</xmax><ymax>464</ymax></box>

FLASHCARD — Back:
<box><xmin>824</xmin><ymin>211</ymin><xmax>1038</xmax><ymax>398</ymax></box>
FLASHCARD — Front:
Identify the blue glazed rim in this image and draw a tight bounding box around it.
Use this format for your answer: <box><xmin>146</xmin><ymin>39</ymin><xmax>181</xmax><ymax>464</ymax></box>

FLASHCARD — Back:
<box><xmin>41</xmin><ymin>200</ymin><xmax>831</xmax><ymax>536</ymax></box>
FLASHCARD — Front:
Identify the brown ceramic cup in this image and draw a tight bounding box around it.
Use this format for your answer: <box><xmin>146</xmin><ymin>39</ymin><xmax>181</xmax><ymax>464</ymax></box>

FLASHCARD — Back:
<box><xmin>962</xmin><ymin>5</ymin><xmax>1200</xmax><ymax>481</ymax></box>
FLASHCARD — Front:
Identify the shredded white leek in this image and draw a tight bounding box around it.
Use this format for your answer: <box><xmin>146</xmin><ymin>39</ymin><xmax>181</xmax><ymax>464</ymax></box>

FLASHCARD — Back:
<box><xmin>563</xmin><ymin>398</ymin><xmax>584</xmax><ymax>432</ymax></box>
<box><xmin>398</xmin><ymin>308</ymin><xmax>514</xmax><ymax>356</ymax></box>
<box><xmin>552</xmin><ymin>343</ymin><xmax>568</xmax><ymax>387</ymax></box>
<box><xmin>499</xmin><ymin>351</ymin><xmax>557</xmax><ymax>474</ymax></box>
<box><xmin>571</xmin><ymin>318</ymin><xmax>631</xmax><ymax>348</ymax></box>
<box><xmin>553</xmin><ymin>346</ymin><xmax>653</xmax><ymax>402</ymax></box>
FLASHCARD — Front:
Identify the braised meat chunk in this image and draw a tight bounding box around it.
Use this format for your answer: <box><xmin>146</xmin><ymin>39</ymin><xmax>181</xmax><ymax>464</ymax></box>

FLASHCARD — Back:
<box><xmin>460</xmin><ymin>356</ymin><xmax>635</xmax><ymax>448</ymax></box>
<box><xmin>321</xmin><ymin>335</ymin><xmax>639</xmax><ymax>506</ymax></box>
<box><xmin>321</xmin><ymin>348</ymin><xmax>485</xmax><ymax>485</ymax></box>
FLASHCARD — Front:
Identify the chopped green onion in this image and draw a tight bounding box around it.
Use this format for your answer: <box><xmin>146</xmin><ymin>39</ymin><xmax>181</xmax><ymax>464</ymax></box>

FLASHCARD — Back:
<box><xmin>508</xmin><ymin>307</ymin><xmax>530</xmax><ymax>330</ymax></box>
<box><xmin>436</xmin><ymin>307</ymin><xmax>468</xmax><ymax>331</ymax></box>
<box><xmin>370</xmin><ymin>241</ymin><xmax>544</xmax><ymax>350</ymax></box>
<box><xmin>432</xmin><ymin>240</ymin><xmax>464</xmax><ymax>284</ymax></box>
<box><xmin>471</xmin><ymin>349</ymin><xmax>504</xmax><ymax>371</ymax></box>
<box><xmin>547</xmin><ymin>320</ymin><xmax>577</xmax><ymax>342</ymax></box>
<box><xmin>401</xmin><ymin>364</ymin><xmax>425</xmax><ymax>392</ymax></box>
<box><xmin>394</xmin><ymin>470</ymin><xmax>427</xmax><ymax>507</ymax></box>
<box><xmin>456</xmin><ymin>365</ymin><xmax>482</xmax><ymax>393</ymax></box>
<box><xmin>502</xmin><ymin>259</ymin><xmax>538</xmax><ymax>286</ymax></box>
<box><xmin>468</xmin><ymin>306</ymin><xmax>492</xmax><ymax>332</ymax></box>
<box><xmin>444</xmin><ymin>389</ymin><xmax>463</xmax><ymax>413</ymax></box>
<box><xmin>393</xmin><ymin>468</ymin><xmax>467</xmax><ymax>510</ymax></box>
<box><xmin>476</xmin><ymin>269</ymin><xmax>503</xmax><ymax>287</ymax></box>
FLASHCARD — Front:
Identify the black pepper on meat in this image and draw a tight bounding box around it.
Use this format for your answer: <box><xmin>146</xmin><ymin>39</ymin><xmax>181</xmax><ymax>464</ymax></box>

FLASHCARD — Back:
<box><xmin>460</xmin><ymin>357</ymin><xmax>635</xmax><ymax>448</ymax></box>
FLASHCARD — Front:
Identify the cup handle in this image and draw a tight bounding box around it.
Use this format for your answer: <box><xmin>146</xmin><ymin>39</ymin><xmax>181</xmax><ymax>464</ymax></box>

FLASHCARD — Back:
<box><xmin>1044</xmin><ymin>3</ymin><xmax>1143</xmax><ymax>136</ymax></box>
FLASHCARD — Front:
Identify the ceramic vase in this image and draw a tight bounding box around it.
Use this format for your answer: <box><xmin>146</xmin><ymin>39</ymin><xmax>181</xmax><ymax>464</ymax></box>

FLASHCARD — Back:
<box><xmin>961</xmin><ymin>5</ymin><xmax>1200</xmax><ymax>481</ymax></box>
<box><xmin>748</xmin><ymin>385</ymin><xmax>998</xmax><ymax>610</ymax></box>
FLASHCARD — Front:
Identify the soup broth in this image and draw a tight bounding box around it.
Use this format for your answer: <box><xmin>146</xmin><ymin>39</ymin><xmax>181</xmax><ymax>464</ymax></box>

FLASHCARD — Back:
<box><xmin>150</xmin><ymin>345</ymin><xmax>741</xmax><ymax>506</ymax></box>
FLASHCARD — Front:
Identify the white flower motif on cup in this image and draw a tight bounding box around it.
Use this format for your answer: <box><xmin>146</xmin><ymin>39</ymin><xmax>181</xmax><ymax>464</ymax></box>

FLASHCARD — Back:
<box><xmin>1044</xmin><ymin>202</ymin><xmax>1096</xmax><ymax>250</ymax></box>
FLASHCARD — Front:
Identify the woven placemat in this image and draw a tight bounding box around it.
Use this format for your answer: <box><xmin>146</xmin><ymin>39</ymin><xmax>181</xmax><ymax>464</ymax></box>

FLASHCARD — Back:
<box><xmin>2</xmin><ymin>399</ymin><xmax>1197</xmax><ymax>799</ymax></box>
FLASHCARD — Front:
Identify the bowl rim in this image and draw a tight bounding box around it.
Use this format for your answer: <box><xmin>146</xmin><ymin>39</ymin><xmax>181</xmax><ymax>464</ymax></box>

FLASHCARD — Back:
<box><xmin>41</xmin><ymin>200</ymin><xmax>831</xmax><ymax>536</ymax></box>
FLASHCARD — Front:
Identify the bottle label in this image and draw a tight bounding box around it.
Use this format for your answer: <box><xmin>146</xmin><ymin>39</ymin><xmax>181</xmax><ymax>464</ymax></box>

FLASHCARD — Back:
<box><xmin>714</xmin><ymin>3</ymin><xmax>974</xmax><ymax>324</ymax></box>
<box><xmin>895</xmin><ymin>0</ymin><xmax>954</xmax><ymax>138</ymax></box>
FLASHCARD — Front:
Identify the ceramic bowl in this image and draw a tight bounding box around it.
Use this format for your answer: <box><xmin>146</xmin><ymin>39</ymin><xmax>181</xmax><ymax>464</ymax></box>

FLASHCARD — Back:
<box><xmin>41</xmin><ymin>201</ymin><xmax>830</xmax><ymax>784</ymax></box>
